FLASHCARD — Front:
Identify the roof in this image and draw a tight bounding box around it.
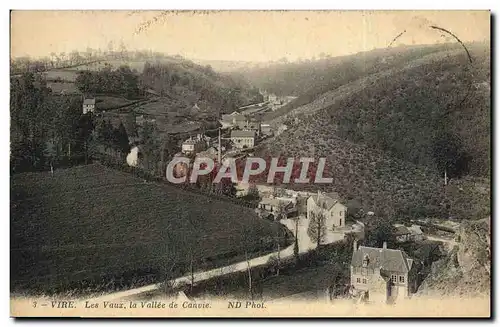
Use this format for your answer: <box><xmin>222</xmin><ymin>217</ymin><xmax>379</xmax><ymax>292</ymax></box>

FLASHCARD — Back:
<box><xmin>408</xmin><ymin>225</ymin><xmax>424</xmax><ymax>235</ymax></box>
<box><xmin>393</xmin><ymin>224</ymin><xmax>411</xmax><ymax>236</ymax></box>
<box><xmin>309</xmin><ymin>192</ymin><xmax>340</xmax><ymax>210</ymax></box>
<box><xmin>183</xmin><ymin>137</ymin><xmax>203</xmax><ymax>145</ymax></box>
<box><xmin>351</xmin><ymin>246</ymin><xmax>413</xmax><ymax>274</ymax></box>
<box><xmin>83</xmin><ymin>98</ymin><xmax>96</xmax><ymax>105</ymax></box>
<box><xmin>221</xmin><ymin>113</ymin><xmax>247</xmax><ymax>122</ymax></box>
<box><xmin>231</xmin><ymin>130</ymin><xmax>255</xmax><ymax>138</ymax></box>
<box><xmin>259</xmin><ymin>198</ymin><xmax>293</xmax><ymax>209</ymax></box>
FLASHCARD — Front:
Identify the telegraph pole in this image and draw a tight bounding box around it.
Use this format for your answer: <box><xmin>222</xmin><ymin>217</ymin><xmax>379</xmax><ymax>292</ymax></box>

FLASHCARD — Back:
<box><xmin>218</xmin><ymin>127</ymin><xmax>222</xmax><ymax>164</ymax></box>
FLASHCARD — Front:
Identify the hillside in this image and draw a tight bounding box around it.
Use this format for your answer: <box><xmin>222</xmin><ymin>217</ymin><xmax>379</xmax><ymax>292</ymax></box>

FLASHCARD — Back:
<box><xmin>242</xmin><ymin>43</ymin><xmax>462</xmax><ymax>116</ymax></box>
<box><xmin>418</xmin><ymin>218</ymin><xmax>491</xmax><ymax>297</ymax></box>
<box><xmin>254</xmin><ymin>42</ymin><xmax>490</xmax><ymax>222</ymax></box>
<box><xmin>10</xmin><ymin>164</ymin><xmax>285</xmax><ymax>296</ymax></box>
<box><xmin>43</xmin><ymin>56</ymin><xmax>263</xmax><ymax>115</ymax></box>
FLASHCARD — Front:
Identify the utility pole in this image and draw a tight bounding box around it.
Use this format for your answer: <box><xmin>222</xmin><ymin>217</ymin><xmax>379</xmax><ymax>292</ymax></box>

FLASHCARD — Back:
<box><xmin>217</xmin><ymin>127</ymin><xmax>221</xmax><ymax>164</ymax></box>
<box><xmin>444</xmin><ymin>168</ymin><xmax>448</xmax><ymax>186</ymax></box>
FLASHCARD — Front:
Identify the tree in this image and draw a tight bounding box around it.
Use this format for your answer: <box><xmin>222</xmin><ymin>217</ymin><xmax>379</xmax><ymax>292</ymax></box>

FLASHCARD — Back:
<box><xmin>293</xmin><ymin>217</ymin><xmax>300</xmax><ymax>264</ymax></box>
<box><xmin>274</xmin><ymin>201</ymin><xmax>288</xmax><ymax>221</ymax></box>
<box><xmin>307</xmin><ymin>210</ymin><xmax>327</xmax><ymax>248</ymax></box>
<box><xmin>113</xmin><ymin>122</ymin><xmax>130</xmax><ymax>154</ymax></box>
<box><xmin>241</xmin><ymin>183</ymin><xmax>260</xmax><ymax>202</ymax></box>
<box><xmin>364</xmin><ymin>217</ymin><xmax>397</xmax><ymax>248</ymax></box>
<box><xmin>432</xmin><ymin>131</ymin><xmax>471</xmax><ymax>179</ymax></box>
<box><xmin>43</xmin><ymin>137</ymin><xmax>59</xmax><ymax>174</ymax></box>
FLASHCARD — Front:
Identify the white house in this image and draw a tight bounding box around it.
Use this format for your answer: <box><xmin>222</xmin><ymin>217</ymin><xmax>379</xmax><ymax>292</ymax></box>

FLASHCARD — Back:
<box><xmin>230</xmin><ymin>130</ymin><xmax>256</xmax><ymax>149</ymax></box>
<box><xmin>307</xmin><ymin>191</ymin><xmax>347</xmax><ymax>230</ymax></box>
<box><xmin>181</xmin><ymin>134</ymin><xmax>207</xmax><ymax>155</ymax></box>
<box><xmin>83</xmin><ymin>98</ymin><xmax>96</xmax><ymax>114</ymax></box>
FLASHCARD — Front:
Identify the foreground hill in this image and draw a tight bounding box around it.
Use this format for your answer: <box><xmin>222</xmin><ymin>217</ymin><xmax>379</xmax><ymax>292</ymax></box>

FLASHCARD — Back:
<box><xmin>255</xmin><ymin>43</ymin><xmax>490</xmax><ymax>222</ymax></box>
<box><xmin>10</xmin><ymin>164</ymin><xmax>285</xmax><ymax>295</ymax></box>
<box><xmin>418</xmin><ymin>218</ymin><xmax>490</xmax><ymax>297</ymax></box>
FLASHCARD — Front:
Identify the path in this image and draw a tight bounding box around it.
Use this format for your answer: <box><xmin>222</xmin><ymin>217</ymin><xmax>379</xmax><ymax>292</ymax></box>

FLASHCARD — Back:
<box><xmin>85</xmin><ymin>217</ymin><xmax>316</xmax><ymax>303</ymax></box>
<box><xmin>426</xmin><ymin>235</ymin><xmax>458</xmax><ymax>252</ymax></box>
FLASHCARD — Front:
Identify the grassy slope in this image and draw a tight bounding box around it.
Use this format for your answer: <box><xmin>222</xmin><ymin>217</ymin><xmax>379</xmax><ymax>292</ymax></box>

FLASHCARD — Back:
<box><xmin>255</xmin><ymin>43</ymin><xmax>490</xmax><ymax>221</ymax></box>
<box><xmin>10</xmin><ymin>164</ymin><xmax>283</xmax><ymax>295</ymax></box>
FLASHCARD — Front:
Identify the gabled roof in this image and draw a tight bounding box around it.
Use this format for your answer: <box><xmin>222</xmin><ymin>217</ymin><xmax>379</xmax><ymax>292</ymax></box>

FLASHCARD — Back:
<box><xmin>309</xmin><ymin>192</ymin><xmax>340</xmax><ymax>210</ymax></box>
<box><xmin>351</xmin><ymin>246</ymin><xmax>412</xmax><ymax>274</ymax></box>
<box><xmin>231</xmin><ymin>130</ymin><xmax>255</xmax><ymax>138</ymax></box>
<box><xmin>83</xmin><ymin>98</ymin><xmax>96</xmax><ymax>105</ymax></box>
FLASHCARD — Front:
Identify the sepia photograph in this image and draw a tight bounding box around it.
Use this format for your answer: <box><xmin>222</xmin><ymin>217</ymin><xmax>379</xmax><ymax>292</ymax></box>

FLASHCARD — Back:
<box><xmin>8</xmin><ymin>9</ymin><xmax>491</xmax><ymax>318</ymax></box>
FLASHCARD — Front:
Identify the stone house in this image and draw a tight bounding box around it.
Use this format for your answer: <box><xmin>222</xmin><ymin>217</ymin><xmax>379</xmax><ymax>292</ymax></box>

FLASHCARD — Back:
<box><xmin>350</xmin><ymin>241</ymin><xmax>418</xmax><ymax>304</ymax></box>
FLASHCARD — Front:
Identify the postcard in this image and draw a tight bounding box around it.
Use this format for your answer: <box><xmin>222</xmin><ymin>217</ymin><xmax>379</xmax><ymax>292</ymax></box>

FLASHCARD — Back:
<box><xmin>10</xmin><ymin>10</ymin><xmax>491</xmax><ymax>318</ymax></box>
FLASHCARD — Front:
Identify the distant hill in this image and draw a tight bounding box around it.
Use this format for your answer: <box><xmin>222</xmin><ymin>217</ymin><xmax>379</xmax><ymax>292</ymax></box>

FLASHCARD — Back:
<box><xmin>41</xmin><ymin>56</ymin><xmax>264</xmax><ymax>115</ymax></box>
<box><xmin>192</xmin><ymin>59</ymin><xmax>270</xmax><ymax>73</ymax></box>
<box><xmin>253</xmin><ymin>42</ymin><xmax>490</xmax><ymax>222</ymax></box>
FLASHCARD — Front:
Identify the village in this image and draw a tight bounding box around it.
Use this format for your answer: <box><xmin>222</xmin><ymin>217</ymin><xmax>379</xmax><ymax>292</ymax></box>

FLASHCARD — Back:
<box><xmin>74</xmin><ymin>88</ymin><xmax>461</xmax><ymax>306</ymax></box>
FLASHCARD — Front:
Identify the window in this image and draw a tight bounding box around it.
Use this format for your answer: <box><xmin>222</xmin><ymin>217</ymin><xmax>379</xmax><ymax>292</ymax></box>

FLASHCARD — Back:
<box><xmin>340</xmin><ymin>211</ymin><xmax>343</xmax><ymax>216</ymax></box>
<box><xmin>399</xmin><ymin>275</ymin><xmax>405</xmax><ymax>283</ymax></box>
<box><xmin>391</xmin><ymin>275</ymin><xmax>397</xmax><ymax>283</ymax></box>
<box><xmin>362</xmin><ymin>278</ymin><xmax>367</xmax><ymax>284</ymax></box>
<box><xmin>356</xmin><ymin>278</ymin><xmax>361</xmax><ymax>283</ymax></box>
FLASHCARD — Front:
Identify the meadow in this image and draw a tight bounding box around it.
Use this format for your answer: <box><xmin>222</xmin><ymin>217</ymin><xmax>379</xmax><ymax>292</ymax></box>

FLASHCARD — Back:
<box><xmin>10</xmin><ymin>164</ymin><xmax>285</xmax><ymax>296</ymax></box>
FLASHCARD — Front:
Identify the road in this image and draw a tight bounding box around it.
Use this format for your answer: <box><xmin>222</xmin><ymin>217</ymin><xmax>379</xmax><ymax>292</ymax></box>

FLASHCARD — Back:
<box><xmin>426</xmin><ymin>235</ymin><xmax>458</xmax><ymax>251</ymax></box>
<box><xmin>85</xmin><ymin>217</ymin><xmax>317</xmax><ymax>303</ymax></box>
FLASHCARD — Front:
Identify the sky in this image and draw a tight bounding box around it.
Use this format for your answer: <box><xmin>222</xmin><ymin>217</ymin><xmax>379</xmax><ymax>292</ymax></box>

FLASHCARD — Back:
<box><xmin>10</xmin><ymin>10</ymin><xmax>490</xmax><ymax>62</ymax></box>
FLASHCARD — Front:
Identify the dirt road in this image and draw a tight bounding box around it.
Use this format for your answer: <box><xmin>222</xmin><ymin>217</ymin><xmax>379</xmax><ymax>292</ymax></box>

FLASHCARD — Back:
<box><xmin>85</xmin><ymin>217</ymin><xmax>316</xmax><ymax>303</ymax></box>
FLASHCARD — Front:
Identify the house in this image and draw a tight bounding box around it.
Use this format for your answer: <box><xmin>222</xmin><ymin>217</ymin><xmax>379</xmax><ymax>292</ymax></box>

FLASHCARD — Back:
<box><xmin>350</xmin><ymin>241</ymin><xmax>417</xmax><ymax>304</ymax></box>
<box><xmin>135</xmin><ymin>114</ymin><xmax>156</xmax><ymax>127</ymax></box>
<box><xmin>83</xmin><ymin>98</ymin><xmax>96</xmax><ymax>114</ymax></box>
<box><xmin>258</xmin><ymin>197</ymin><xmax>297</xmax><ymax>220</ymax></box>
<box><xmin>230</xmin><ymin>130</ymin><xmax>256</xmax><ymax>149</ymax></box>
<box><xmin>237</xmin><ymin>119</ymin><xmax>261</xmax><ymax>136</ymax></box>
<box><xmin>307</xmin><ymin>191</ymin><xmax>346</xmax><ymax>229</ymax></box>
<box><xmin>220</xmin><ymin>112</ymin><xmax>247</xmax><ymax>129</ymax></box>
<box><xmin>181</xmin><ymin>134</ymin><xmax>207</xmax><ymax>155</ymax></box>
<box><xmin>260</xmin><ymin>124</ymin><xmax>273</xmax><ymax>136</ymax></box>
<box><xmin>394</xmin><ymin>224</ymin><xmax>412</xmax><ymax>243</ymax></box>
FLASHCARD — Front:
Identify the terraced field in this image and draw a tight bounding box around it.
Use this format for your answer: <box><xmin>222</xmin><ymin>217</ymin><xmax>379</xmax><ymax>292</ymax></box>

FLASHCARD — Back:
<box><xmin>10</xmin><ymin>164</ymin><xmax>284</xmax><ymax>295</ymax></box>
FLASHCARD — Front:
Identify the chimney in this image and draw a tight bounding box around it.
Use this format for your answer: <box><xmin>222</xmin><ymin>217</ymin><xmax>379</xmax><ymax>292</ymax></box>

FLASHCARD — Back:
<box><xmin>353</xmin><ymin>240</ymin><xmax>358</xmax><ymax>252</ymax></box>
<box><xmin>383</xmin><ymin>241</ymin><xmax>387</xmax><ymax>249</ymax></box>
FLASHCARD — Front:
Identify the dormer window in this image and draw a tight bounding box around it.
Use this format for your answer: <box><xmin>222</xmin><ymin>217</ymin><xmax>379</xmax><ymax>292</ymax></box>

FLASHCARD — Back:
<box><xmin>362</xmin><ymin>254</ymin><xmax>369</xmax><ymax>267</ymax></box>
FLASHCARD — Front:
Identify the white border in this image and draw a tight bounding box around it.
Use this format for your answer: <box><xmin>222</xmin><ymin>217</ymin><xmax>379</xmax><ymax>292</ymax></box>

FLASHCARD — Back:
<box><xmin>2</xmin><ymin>1</ymin><xmax>497</xmax><ymax>326</ymax></box>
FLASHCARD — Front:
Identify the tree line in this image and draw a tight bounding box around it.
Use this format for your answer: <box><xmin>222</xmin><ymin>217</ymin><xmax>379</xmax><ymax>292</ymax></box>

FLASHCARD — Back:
<box><xmin>10</xmin><ymin>72</ymin><xmax>138</xmax><ymax>174</ymax></box>
<box><xmin>75</xmin><ymin>64</ymin><xmax>141</xmax><ymax>98</ymax></box>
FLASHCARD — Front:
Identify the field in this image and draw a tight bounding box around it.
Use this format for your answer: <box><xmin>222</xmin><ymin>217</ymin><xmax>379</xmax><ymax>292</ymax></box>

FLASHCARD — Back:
<box><xmin>44</xmin><ymin>69</ymin><xmax>79</xmax><ymax>82</ymax></box>
<box><xmin>10</xmin><ymin>164</ymin><xmax>285</xmax><ymax>295</ymax></box>
<box><xmin>46</xmin><ymin>81</ymin><xmax>80</xmax><ymax>95</ymax></box>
